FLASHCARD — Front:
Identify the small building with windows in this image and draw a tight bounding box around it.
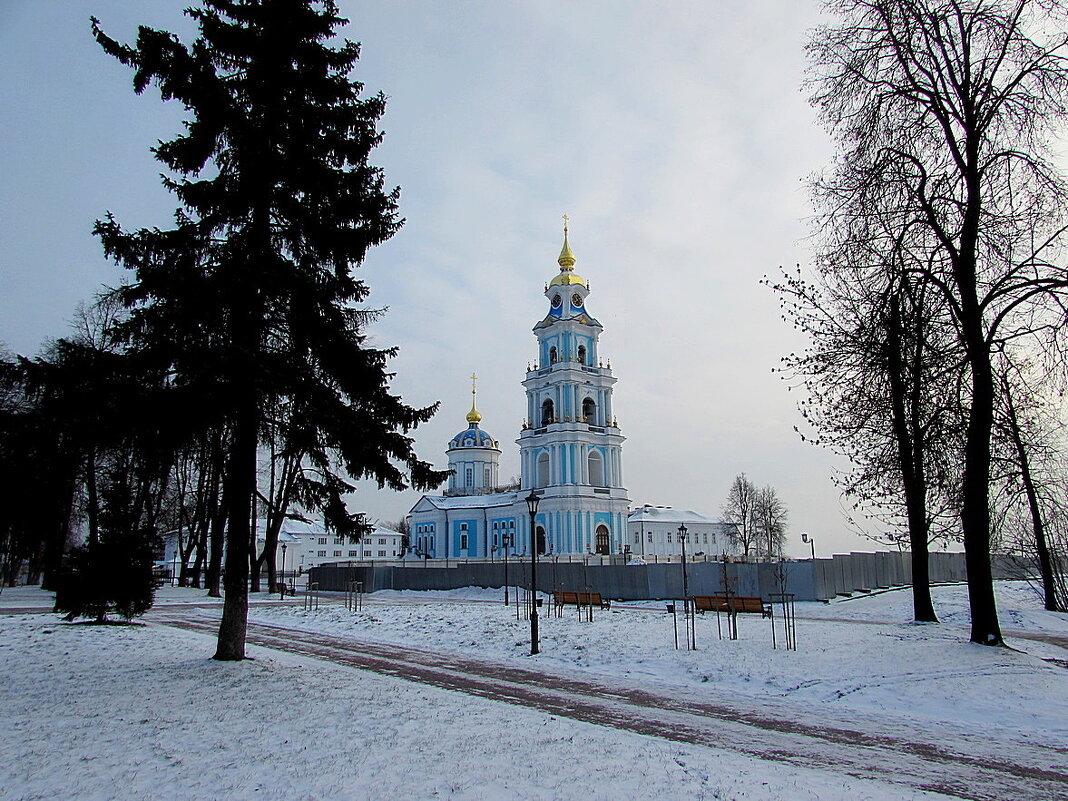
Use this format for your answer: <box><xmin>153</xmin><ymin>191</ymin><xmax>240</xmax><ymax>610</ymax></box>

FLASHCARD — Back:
<box><xmin>162</xmin><ymin>519</ymin><xmax>405</xmax><ymax>579</ymax></box>
<box><xmin>255</xmin><ymin>520</ymin><xmax>405</xmax><ymax>573</ymax></box>
<box><xmin>627</xmin><ymin>505</ymin><xmax>740</xmax><ymax>559</ymax></box>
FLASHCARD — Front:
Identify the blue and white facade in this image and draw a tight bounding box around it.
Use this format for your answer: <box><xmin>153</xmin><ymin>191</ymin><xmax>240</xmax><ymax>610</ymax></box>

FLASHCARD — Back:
<box><xmin>407</xmin><ymin>226</ymin><xmax>630</xmax><ymax>558</ymax></box>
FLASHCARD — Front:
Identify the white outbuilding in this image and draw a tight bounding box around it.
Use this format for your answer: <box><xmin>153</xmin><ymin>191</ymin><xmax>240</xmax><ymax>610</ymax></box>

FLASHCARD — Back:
<box><xmin>627</xmin><ymin>505</ymin><xmax>739</xmax><ymax>559</ymax></box>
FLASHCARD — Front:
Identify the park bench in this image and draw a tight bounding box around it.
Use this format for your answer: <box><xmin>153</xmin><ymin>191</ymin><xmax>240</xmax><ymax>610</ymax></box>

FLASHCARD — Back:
<box><xmin>692</xmin><ymin>594</ymin><xmax>773</xmax><ymax>640</ymax></box>
<box><xmin>553</xmin><ymin>590</ymin><xmax>610</xmax><ymax>617</ymax></box>
<box><xmin>692</xmin><ymin>594</ymin><xmax>772</xmax><ymax>618</ymax></box>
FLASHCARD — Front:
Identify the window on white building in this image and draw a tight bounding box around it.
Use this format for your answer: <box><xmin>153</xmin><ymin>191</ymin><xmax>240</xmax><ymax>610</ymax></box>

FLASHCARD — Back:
<box><xmin>460</xmin><ymin>534</ymin><xmax>468</xmax><ymax>550</ymax></box>
<box><xmin>647</xmin><ymin>532</ymin><xmax>653</xmax><ymax>542</ymax></box>
<box><xmin>349</xmin><ymin>551</ymin><xmax>357</xmax><ymax>557</ymax></box>
<box><xmin>633</xmin><ymin>532</ymin><xmax>640</xmax><ymax>544</ymax></box>
<box><xmin>317</xmin><ymin>550</ymin><xmax>326</xmax><ymax>557</ymax></box>
<box><xmin>334</xmin><ymin>538</ymin><xmax>344</xmax><ymax>545</ymax></box>
<box><xmin>319</xmin><ymin>538</ymin><xmax>327</xmax><ymax>545</ymax></box>
<box><xmin>333</xmin><ymin>551</ymin><xmax>341</xmax><ymax>557</ymax></box>
<box><xmin>378</xmin><ymin>550</ymin><xmax>386</xmax><ymax>557</ymax></box>
<box><xmin>378</xmin><ymin>538</ymin><xmax>386</xmax><ymax>545</ymax></box>
<box><xmin>667</xmin><ymin>532</ymin><xmax>672</xmax><ymax>542</ymax></box>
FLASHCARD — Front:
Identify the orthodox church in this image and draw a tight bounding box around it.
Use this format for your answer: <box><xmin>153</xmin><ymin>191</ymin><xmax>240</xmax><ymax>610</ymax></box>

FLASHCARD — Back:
<box><xmin>407</xmin><ymin>224</ymin><xmax>630</xmax><ymax>558</ymax></box>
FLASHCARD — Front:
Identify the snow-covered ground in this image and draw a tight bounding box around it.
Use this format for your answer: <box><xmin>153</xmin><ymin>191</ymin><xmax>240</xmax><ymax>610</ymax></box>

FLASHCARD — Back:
<box><xmin>239</xmin><ymin>581</ymin><xmax>1067</xmax><ymax>743</ymax></box>
<box><xmin>0</xmin><ymin>581</ymin><xmax>1064</xmax><ymax>800</ymax></box>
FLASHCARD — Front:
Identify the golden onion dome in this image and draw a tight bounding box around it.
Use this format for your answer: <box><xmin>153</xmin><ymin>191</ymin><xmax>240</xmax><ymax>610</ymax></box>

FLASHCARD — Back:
<box><xmin>558</xmin><ymin>231</ymin><xmax>576</xmax><ymax>268</ymax></box>
<box><xmin>466</xmin><ymin>372</ymin><xmax>482</xmax><ymax>424</ymax></box>
<box><xmin>466</xmin><ymin>400</ymin><xmax>482</xmax><ymax>425</ymax></box>
<box><xmin>549</xmin><ymin>271</ymin><xmax>586</xmax><ymax>287</ymax></box>
<box><xmin>550</xmin><ymin>218</ymin><xmax>587</xmax><ymax>288</ymax></box>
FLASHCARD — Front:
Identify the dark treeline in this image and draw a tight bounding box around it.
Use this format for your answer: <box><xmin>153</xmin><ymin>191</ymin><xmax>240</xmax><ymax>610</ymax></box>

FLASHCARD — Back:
<box><xmin>0</xmin><ymin>0</ymin><xmax>447</xmax><ymax>657</ymax></box>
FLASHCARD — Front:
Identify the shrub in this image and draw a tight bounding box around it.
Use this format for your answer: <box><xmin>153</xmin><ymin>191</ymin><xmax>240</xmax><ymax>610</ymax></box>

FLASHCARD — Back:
<box><xmin>54</xmin><ymin>537</ymin><xmax>156</xmax><ymax>622</ymax></box>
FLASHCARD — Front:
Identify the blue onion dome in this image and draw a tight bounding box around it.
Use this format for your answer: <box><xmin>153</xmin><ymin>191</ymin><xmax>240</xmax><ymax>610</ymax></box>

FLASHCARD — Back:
<box><xmin>448</xmin><ymin>422</ymin><xmax>497</xmax><ymax>449</ymax></box>
<box><xmin>447</xmin><ymin>381</ymin><xmax>498</xmax><ymax>448</ymax></box>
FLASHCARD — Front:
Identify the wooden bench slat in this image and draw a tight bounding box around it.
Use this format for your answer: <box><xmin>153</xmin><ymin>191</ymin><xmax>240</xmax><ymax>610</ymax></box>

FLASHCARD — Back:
<box><xmin>553</xmin><ymin>591</ymin><xmax>610</xmax><ymax>610</ymax></box>
<box><xmin>691</xmin><ymin>594</ymin><xmax>772</xmax><ymax>618</ymax></box>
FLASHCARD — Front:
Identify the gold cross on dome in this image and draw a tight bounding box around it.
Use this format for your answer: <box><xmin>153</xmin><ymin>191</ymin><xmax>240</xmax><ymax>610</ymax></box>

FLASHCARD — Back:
<box><xmin>470</xmin><ymin>373</ymin><xmax>478</xmax><ymax>395</ymax></box>
<box><xmin>562</xmin><ymin>213</ymin><xmax>569</xmax><ymax>235</ymax></box>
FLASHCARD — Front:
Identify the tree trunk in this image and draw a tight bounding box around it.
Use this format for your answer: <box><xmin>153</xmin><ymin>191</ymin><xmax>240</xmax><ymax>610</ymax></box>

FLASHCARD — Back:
<box><xmin>249</xmin><ymin>486</ymin><xmax>261</xmax><ymax>593</ymax></box>
<box><xmin>955</xmin><ymin>238</ymin><xmax>1003</xmax><ymax>645</ymax></box>
<box><xmin>1002</xmin><ymin>379</ymin><xmax>1060</xmax><ymax>613</ymax></box>
<box><xmin>40</xmin><ymin>463</ymin><xmax>78</xmax><ymax>591</ymax></box>
<box><xmin>886</xmin><ymin>293</ymin><xmax>938</xmax><ymax>622</ymax></box>
<box><xmin>214</xmin><ymin>407</ymin><xmax>256</xmax><ymax>660</ymax></box>
<box><xmin>206</xmin><ymin>492</ymin><xmax>226</xmax><ymax>597</ymax></box>
<box><xmin>85</xmin><ymin>446</ymin><xmax>99</xmax><ymax>547</ymax></box>
<box><xmin>203</xmin><ymin>427</ymin><xmax>226</xmax><ymax>596</ymax></box>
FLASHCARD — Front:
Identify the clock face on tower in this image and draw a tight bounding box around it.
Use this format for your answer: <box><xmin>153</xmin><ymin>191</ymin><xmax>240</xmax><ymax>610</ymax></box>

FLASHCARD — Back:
<box><xmin>551</xmin><ymin>294</ymin><xmax>562</xmax><ymax>308</ymax></box>
<box><xmin>572</xmin><ymin>293</ymin><xmax>583</xmax><ymax>308</ymax></box>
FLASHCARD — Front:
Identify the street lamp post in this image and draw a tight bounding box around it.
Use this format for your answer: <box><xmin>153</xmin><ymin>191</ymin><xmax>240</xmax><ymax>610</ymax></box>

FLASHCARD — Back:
<box><xmin>678</xmin><ymin>524</ymin><xmax>689</xmax><ymax>602</ymax></box>
<box><xmin>526</xmin><ymin>490</ymin><xmax>540</xmax><ymax>655</ymax></box>
<box><xmin>503</xmin><ymin>534</ymin><xmax>511</xmax><ymax>606</ymax></box>
<box><xmin>801</xmin><ymin>532</ymin><xmax>815</xmax><ymax>560</ymax></box>
<box><xmin>678</xmin><ymin>524</ymin><xmax>692</xmax><ymax>648</ymax></box>
<box><xmin>280</xmin><ymin>543</ymin><xmax>288</xmax><ymax>599</ymax></box>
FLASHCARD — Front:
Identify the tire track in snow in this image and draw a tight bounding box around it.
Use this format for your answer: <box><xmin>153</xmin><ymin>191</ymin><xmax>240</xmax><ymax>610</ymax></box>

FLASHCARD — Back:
<box><xmin>152</xmin><ymin>612</ymin><xmax>1068</xmax><ymax>801</ymax></box>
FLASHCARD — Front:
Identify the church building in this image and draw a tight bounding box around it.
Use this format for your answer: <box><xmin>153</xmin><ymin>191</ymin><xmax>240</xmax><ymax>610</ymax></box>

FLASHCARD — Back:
<box><xmin>407</xmin><ymin>224</ymin><xmax>630</xmax><ymax>558</ymax></box>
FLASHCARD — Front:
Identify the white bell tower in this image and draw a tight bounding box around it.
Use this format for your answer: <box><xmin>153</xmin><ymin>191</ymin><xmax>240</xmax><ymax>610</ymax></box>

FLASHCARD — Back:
<box><xmin>517</xmin><ymin>219</ymin><xmax>629</xmax><ymax>555</ymax></box>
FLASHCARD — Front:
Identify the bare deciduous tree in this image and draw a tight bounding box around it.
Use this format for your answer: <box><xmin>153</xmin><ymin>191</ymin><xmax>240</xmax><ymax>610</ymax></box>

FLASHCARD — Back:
<box><xmin>721</xmin><ymin>474</ymin><xmax>759</xmax><ymax>560</ymax></box>
<box><xmin>753</xmin><ymin>485</ymin><xmax>789</xmax><ymax>560</ymax></box>
<box><xmin>808</xmin><ymin>0</ymin><xmax>1068</xmax><ymax>644</ymax></box>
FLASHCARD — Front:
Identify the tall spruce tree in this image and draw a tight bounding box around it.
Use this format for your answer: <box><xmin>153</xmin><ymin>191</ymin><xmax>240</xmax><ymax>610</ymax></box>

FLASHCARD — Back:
<box><xmin>92</xmin><ymin>0</ymin><xmax>447</xmax><ymax>660</ymax></box>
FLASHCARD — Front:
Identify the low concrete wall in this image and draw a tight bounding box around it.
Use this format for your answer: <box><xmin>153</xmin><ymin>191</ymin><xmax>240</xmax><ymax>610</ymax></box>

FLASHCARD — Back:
<box><xmin>310</xmin><ymin>550</ymin><xmax>1023</xmax><ymax>602</ymax></box>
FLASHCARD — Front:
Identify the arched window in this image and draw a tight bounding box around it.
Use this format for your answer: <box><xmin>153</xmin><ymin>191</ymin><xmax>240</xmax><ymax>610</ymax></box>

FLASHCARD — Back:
<box><xmin>536</xmin><ymin>526</ymin><xmax>547</xmax><ymax>555</ymax></box>
<box><xmin>588</xmin><ymin>450</ymin><xmax>604</xmax><ymax>487</ymax></box>
<box><xmin>549</xmin><ymin>346</ymin><xmax>558</xmax><ymax>364</ymax></box>
<box><xmin>577</xmin><ymin>345</ymin><xmax>587</xmax><ymax>365</ymax></box>
<box><xmin>595</xmin><ymin>525</ymin><xmax>610</xmax><ymax>555</ymax></box>
<box><xmin>540</xmin><ymin>399</ymin><xmax>554</xmax><ymax>426</ymax></box>
<box><xmin>582</xmin><ymin>396</ymin><xmax>596</xmax><ymax>423</ymax></box>
<box><xmin>537</xmin><ymin>452</ymin><xmax>550</xmax><ymax>487</ymax></box>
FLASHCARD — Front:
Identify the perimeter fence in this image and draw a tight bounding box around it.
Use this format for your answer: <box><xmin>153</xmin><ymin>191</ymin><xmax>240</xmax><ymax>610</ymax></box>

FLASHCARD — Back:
<box><xmin>309</xmin><ymin>551</ymin><xmax>1029</xmax><ymax>602</ymax></box>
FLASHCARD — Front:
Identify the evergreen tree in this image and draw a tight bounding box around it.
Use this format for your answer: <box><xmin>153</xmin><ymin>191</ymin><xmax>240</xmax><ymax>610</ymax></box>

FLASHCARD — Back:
<box><xmin>92</xmin><ymin>0</ymin><xmax>446</xmax><ymax>660</ymax></box>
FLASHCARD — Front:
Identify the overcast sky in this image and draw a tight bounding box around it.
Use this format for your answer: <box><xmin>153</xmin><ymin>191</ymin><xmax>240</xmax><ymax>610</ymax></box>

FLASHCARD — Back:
<box><xmin>0</xmin><ymin>1</ymin><xmax>889</xmax><ymax>557</ymax></box>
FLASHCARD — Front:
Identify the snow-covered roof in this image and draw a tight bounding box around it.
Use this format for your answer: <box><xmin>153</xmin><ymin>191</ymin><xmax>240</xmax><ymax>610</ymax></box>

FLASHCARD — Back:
<box><xmin>627</xmin><ymin>505</ymin><xmax>724</xmax><ymax>525</ymax></box>
<box><xmin>254</xmin><ymin>520</ymin><xmax>402</xmax><ymax>539</ymax></box>
<box><xmin>412</xmin><ymin>491</ymin><xmax>519</xmax><ymax>512</ymax></box>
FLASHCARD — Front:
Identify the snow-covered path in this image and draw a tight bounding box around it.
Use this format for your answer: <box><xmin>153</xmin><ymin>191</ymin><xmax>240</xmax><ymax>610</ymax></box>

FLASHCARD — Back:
<box><xmin>152</xmin><ymin>610</ymin><xmax>1068</xmax><ymax>801</ymax></box>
